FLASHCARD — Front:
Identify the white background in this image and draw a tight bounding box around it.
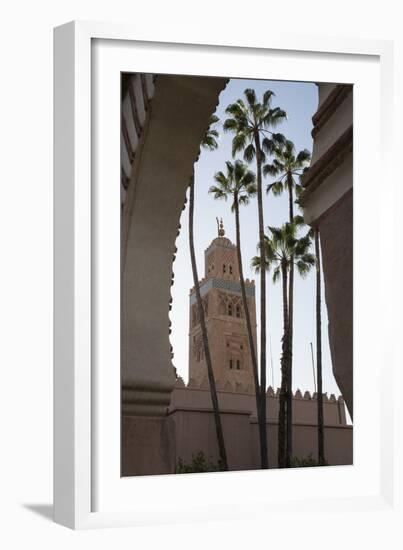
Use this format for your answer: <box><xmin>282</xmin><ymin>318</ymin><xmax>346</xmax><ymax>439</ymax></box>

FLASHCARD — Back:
<box><xmin>0</xmin><ymin>0</ymin><xmax>402</xmax><ymax>547</ymax></box>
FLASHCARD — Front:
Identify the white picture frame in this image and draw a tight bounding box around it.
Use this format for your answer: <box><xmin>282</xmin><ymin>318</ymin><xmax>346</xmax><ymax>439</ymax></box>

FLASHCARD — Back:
<box><xmin>54</xmin><ymin>20</ymin><xmax>396</xmax><ymax>529</ymax></box>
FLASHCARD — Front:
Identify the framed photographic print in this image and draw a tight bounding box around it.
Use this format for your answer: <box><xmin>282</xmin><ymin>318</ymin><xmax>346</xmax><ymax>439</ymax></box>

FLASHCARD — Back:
<box><xmin>54</xmin><ymin>21</ymin><xmax>395</xmax><ymax>529</ymax></box>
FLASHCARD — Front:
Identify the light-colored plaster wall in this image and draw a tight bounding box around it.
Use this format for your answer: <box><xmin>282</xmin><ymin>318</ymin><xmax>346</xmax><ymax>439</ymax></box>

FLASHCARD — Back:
<box><xmin>123</xmin><ymin>383</ymin><xmax>351</xmax><ymax>475</ymax></box>
<box><xmin>301</xmin><ymin>83</ymin><xmax>353</xmax><ymax>417</ymax></box>
<box><xmin>319</xmin><ymin>191</ymin><xmax>353</xmax><ymax>414</ymax></box>
<box><xmin>311</xmin><ymin>89</ymin><xmax>353</xmax><ymax>162</ymax></box>
<box><xmin>164</xmin><ymin>384</ymin><xmax>352</xmax><ymax>472</ymax></box>
<box><xmin>169</xmin><ymin>382</ymin><xmax>353</xmax><ymax>470</ymax></box>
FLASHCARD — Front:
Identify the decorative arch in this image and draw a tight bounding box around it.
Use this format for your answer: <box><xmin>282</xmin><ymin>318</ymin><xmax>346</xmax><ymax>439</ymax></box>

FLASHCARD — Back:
<box><xmin>121</xmin><ymin>75</ymin><xmax>228</xmax><ymax>417</ymax></box>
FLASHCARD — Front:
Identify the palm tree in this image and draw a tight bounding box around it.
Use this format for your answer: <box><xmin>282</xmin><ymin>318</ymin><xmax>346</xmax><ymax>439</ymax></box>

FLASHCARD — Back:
<box><xmin>264</xmin><ymin>141</ymin><xmax>311</xmax><ymax>462</ymax></box>
<box><xmin>314</xmin><ymin>227</ymin><xmax>325</xmax><ymax>465</ymax></box>
<box><xmin>208</xmin><ymin>160</ymin><xmax>266</xmax><ymax>461</ymax></box>
<box><xmin>188</xmin><ymin>115</ymin><xmax>228</xmax><ymax>470</ymax></box>
<box><xmin>224</xmin><ymin>89</ymin><xmax>286</xmax><ymax>468</ymax></box>
<box><xmin>252</xmin><ymin>220</ymin><xmax>315</xmax><ymax>467</ymax></box>
<box><xmin>264</xmin><ymin>140</ymin><xmax>311</xmax><ymax>221</ymax></box>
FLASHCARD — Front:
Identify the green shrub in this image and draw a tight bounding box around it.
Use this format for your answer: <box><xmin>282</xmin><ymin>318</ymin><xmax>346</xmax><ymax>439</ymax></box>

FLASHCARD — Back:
<box><xmin>176</xmin><ymin>451</ymin><xmax>220</xmax><ymax>474</ymax></box>
<box><xmin>290</xmin><ymin>454</ymin><xmax>328</xmax><ymax>468</ymax></box>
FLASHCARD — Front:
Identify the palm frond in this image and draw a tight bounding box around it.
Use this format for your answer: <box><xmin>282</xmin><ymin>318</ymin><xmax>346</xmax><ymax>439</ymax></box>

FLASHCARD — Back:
<box><xmin>266</xmin><ymin>180</ymin><xmax>284</xmax><ymax>196</ymax></box>
<box><xmin>246</xmin><ymin>182</ymin><xmax>257</xmax><ymax>196</ymax></box>
<box><xmin>213</xmin><ymin>171</ymin><xmax>228</xmax><ymax>187</ymax></box>
<box><xmin>201</xmin><ymin>115</ymin><xmax>220</xmax><ymax>150</ymax></box>
<box><xmin>225</xmin><ymin>102</ymin><xmax>244</xmax><ymax>118</ymax></box>
<box><xmin>284</xmin><ymin>139</ymin><xmax>295</xmax><ymax>154</ymax></box>
<box><xmin>296</xmin><ymin>148</ymin><xmax>311</xmax><ymax>166</ymax></box>
<box><xmin>244</xmin><ymin>143</ymin><xmax>256</xmax><ymax>162</ymax></box>
<box><xmin>225</xmin><ymin>160</ymin><xmax>235</xmax><ymax>178</ymax></box>
<box><xmin>232</xmin><ymin>133</ymin><xmax>247</xmax><ymax>157</ymax></box>
<box><xmin>243</xmin><ymin>170</ymin><xmax>256</xmax><ymax>186</ymax></box>
<box><xmin>238</xmin><ymin>195</ymin><xmax>250</xmax><ymax>206</ymax></box>
<box><xmin>272</xmin><ymin>132</ymin><xmax>286</xmax><ymax>146</ymax></box>
<box><xmin>210</xmin><ymin>159</ymin><xmax>257</xmax><ymax>215</ymax></box>
<box><xmin>251</xmin><ymin>255</ymin><xmax>264</xmax><ymax>273</ymax></box>
<box><xmin>261</xmin><ymin>136</ymin><xmax>276</xmax><ymax>155</ymax></box>
<box><xmin>272</xmin><ymin>265</ymin><xmax>281</xmax><ymax>284</ymax></box>
<box><xmin>296</xmin><ymin>256</ymin><xmax>315</xmax><ymax>278</ymax></box>
<box><xmin>262</xmin><ymin>90</ymin><xmax>275</xmax><ymax>108</ymax></box>
<box><xmin>294</xmin><ymin>183</ymin><xmax>303</xmax><ymax>197</ymax></box>
<box><xmin>201</xmin><ymin>134</ymin><xmax>218</xmax><ymax>150</ymax></box>
<box><xmin>259</xmin><ymin>149</ymin><xmax>267</xmax><ymax>163</ymax></box>
<box><xmin>244</xmin><ymin>88</ymin><xmax>257</xmax><ymax>108</ymax></box>
<box><xmin>268</xmin><ymin>225</ymin><xmax>283</xmax><ymax>247</ymax></box>
<box><xmin>255</xmin><ymin>219</ymin><xmax>316</xmax><ymax>282</ymax></box>
<box><xmin>300</xmin><ymin>253</ymin><xmax>316</xmax><ymax>265</ymax></box>
<box><xmin>292</xmin><ymin>214</ymin><xmax>305</xmax><ymax>227</ymax></box>
<box><xmin>223</xmin><ymin>118</ymin><xmax>238</xmax><ymax>132</ymax></box>
<box><xmin>269</xmin><ymin>108</ymin><xmax>287</xmax><ymax>127</ymax></box>
<box><xmin>264</xmin><ymin>239</ymin><xmax>278</xmax><ymax>264</ymax></box>
<box><xmin>234</xmin><ymin>161</ymin><xmax>255</xmax><ymax>186</ymax></box>
<box><xmin>208</xmin><ymin>185</ymin><xmax>228</xmax><ymax>201</ymax></box>
<box><xmin>263</xmin><ymin>159</ymin><xmax>283</xmax><ymax>177</ymax></box>
<box><xmin>294</xmin><ymin>235</ymin><xmax>312</xmax><ymax>256</ymax></box>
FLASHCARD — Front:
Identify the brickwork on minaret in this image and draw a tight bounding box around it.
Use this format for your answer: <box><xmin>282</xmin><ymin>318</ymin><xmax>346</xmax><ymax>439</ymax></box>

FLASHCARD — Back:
<box><xmin>188</xmin><ymin>221</ymin><xmax>257</xmax><ymax>388</ymax></box>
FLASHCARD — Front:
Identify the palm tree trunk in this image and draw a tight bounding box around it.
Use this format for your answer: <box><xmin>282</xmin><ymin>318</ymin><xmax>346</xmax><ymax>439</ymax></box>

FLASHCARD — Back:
<box><xmin>234</xmin><ymin>197</ymin><xmax>264</xmax><ymax>466</ymax></box>
<box><xmin>286</xmin><ymin>262</ymin><xmax>294</xmax><ymax>467</ymax></box>
<box><xmin>315</xmin><ymin>227</ymin><xmax>325</xmax><ymax>465</ymax></box>
<box><xmin>278</xmin><ymin>262</ymin><xmax>289</xmax><ymax>468</ymax></box>
<box><xmin>254</xmin><ymin>132</ymin><xmax>268</xmax><ymax>469</ymax></box>
<box><xmin>286</xmin><ymin>175</ymin><xmax>294</xmax><ymax>466</ymax></box>
<box><xmin>189</xmin><ymin>173</ymin><xmax>228</xmax><ymax>471</ymax></box>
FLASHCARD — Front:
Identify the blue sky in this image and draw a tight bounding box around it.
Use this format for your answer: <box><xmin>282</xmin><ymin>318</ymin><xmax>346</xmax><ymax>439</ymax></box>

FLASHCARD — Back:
<box><xmin>170</xmin><ymin>78</ymin><xmax>343</xmax><ymax>401</ymax></box>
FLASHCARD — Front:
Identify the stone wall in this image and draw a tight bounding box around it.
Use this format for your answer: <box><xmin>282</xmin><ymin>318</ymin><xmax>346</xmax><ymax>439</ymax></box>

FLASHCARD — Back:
<box><xmin>122</xmin><ymin>381</ymin><xmax>352</xmax><ymax>476</ymax></box>
<box><xmin>169</xmin><ymin>383</ymin><xmax>352</xmax><ymax>471</ymax></box>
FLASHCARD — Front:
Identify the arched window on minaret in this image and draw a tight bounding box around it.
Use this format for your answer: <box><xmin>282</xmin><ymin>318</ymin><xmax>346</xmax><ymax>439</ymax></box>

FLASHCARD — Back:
<box><xmin>229</xmin><ymin>265</ymin><xmax>233</xmax><ymax>275</ymax></box>
<box><xmin>236</xmin><ymin>305</ymin><xmax>241</xmax><ymax>318</ymax></box>
<box><xmin>229</xmin><ymin>359</ymin><xmax>233</xmax><ymax>369</ymax></box>
<box><xmin>228</xmin><ymin>303</ymin><xmax>233</xmax><ymax>316</ymax></box>
<box><xmin>236</xmin><ymin>359</ymin><xmax>241</xmax><ymax>370</ymax></box>
<box><xmin>223</xmin><ymin>264</ymin><xmax>226</xmax><ymax>274</ymax></box>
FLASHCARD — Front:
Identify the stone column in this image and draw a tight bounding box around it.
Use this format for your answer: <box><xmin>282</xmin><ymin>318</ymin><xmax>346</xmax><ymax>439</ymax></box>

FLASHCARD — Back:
<box><xmin>121</xmin><ymin>75</ymin><xmax>228</xmax><ymax>475</ymax></box>
<box><xmin>300</xmin><ymin>84</ymin><xmax>353</xmax><ymax>419</ymax></box>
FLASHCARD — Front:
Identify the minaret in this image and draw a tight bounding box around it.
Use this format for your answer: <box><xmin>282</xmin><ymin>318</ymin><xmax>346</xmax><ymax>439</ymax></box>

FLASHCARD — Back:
<box><xmin>188</xmin><ymin>220</ymin><xmax>257</xmax><ymax>389</ymax></box>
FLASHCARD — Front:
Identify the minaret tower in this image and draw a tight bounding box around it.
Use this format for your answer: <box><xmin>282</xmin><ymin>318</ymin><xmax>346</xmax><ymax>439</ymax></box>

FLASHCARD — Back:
<box><xmin>188</xmin><ymin>220</ymin><xmax>257</xmax><ymax>388</ymax></box>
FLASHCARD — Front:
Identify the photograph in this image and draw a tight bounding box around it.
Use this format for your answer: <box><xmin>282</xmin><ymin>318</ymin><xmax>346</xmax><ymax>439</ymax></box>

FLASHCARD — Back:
<box><xmin>120</xmin><ymin>73</ymin><xmax>353</xmax><ymax>476</ymax></box>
